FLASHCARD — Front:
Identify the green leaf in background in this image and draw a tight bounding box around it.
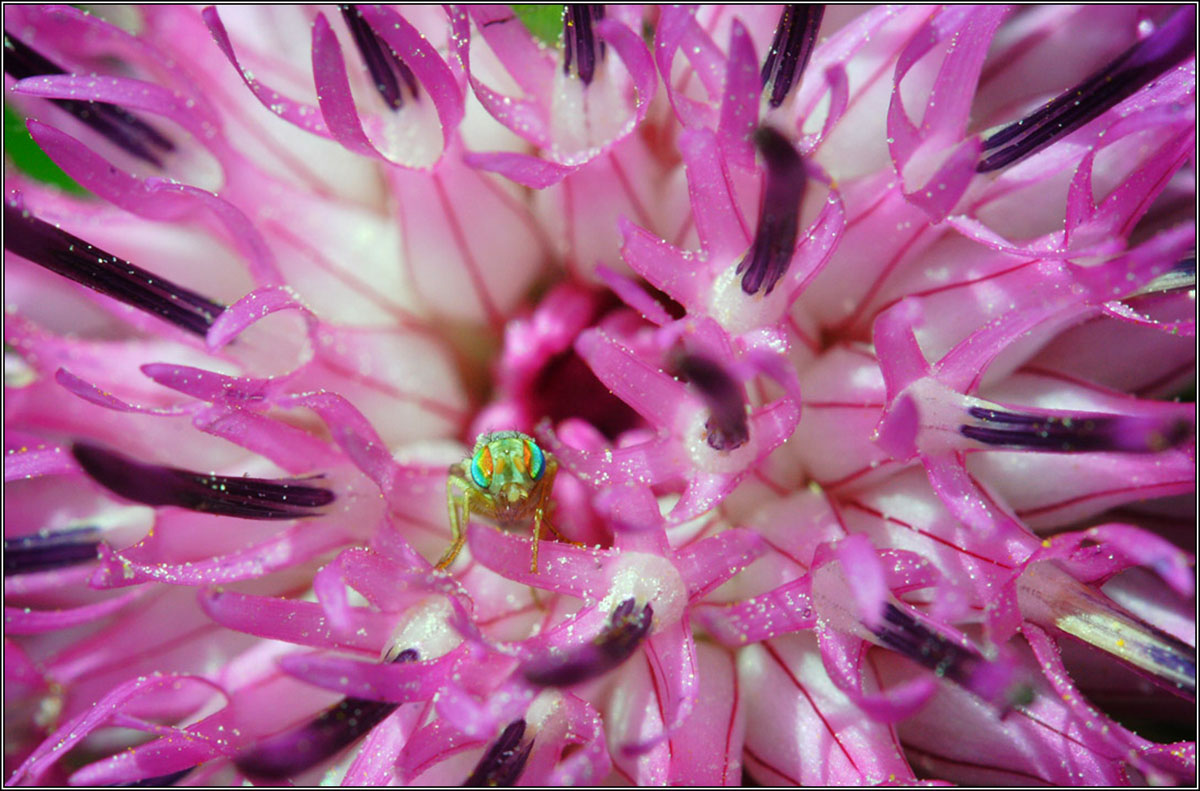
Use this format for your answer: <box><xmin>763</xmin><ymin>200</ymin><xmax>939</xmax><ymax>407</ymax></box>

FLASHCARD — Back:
<box><xmin>512</xmin><ymin>5</ymin><xmax>563</xmax><ymax>46</ymax></box>
<box><xmin>4</xmin><ymin>101</ymin><xmax>88</xmax><ymax>194</ymax></box>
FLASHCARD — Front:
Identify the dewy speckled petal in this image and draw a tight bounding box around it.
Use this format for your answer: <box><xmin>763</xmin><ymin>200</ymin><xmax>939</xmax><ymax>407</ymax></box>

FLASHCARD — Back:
<box><xmin>4</xmin><ymin>5</ymin><xmax>1195</xmax><ymax>788</ymax></box>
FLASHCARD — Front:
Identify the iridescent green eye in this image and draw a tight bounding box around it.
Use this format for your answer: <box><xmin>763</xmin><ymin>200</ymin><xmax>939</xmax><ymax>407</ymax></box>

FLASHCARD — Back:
<box><xmin>524</xmin><ymin>439</ymin><xmax>545</xmax><ymax>480</ymax></box>
<box><xmin>470</xmin><ymin>445</ymin><xmax>493</xmax><ymax>488</ymax></box>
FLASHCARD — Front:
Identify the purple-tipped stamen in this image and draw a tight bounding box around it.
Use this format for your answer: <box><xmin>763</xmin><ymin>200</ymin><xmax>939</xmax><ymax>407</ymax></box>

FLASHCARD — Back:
<box><xmin>522</xmin><ymin>598</ymin><xmax>653</xmax><ymax>687</ymax></box>
<box><xmin>337</xmin><ymin>5</ymin><xmax>419</xmax><ymax>111</ymax></box>
<box><xmin>563</xmin><ymin>5</ymin><xmax>606</xmax><ymax>85</ymax></box>
<box><xmin>463</xmin><ymin>719</ymin><xmax>533</xmax><ymax>787</ymax></box>
<box><xmin>1020</xmin><ymin>564</ymin><xmax>1195</xmax><ymax>700</ymax></box>
<box><xmin>4</xmin><ymin>31</ymin><xmax>174</xmax><ymax>167</ymax></box>
<box><xmin>672</xmin><ymin>353</ymin><xmax>749</xmax><ymax>451</ymax></box>
<box><xmin>114</xmin><ymin>767</ymin><xmax>194</xmax><ymax>787</ymax></box>
<box><xmin>1128</xmin><ymin>256</ymin><xmax>1195</xmax><ymax>297</ymax></box>
<box><xmin>1145</xmin><ymin>640</ymin><xmax>1197</xmax><ymax>700</ymax></box>
<box><xmin>760</xmin><ymin>5</ymin><xmax>824</xmax><ymax>109</ymax></box>
<box><xmin>961</xmin><ymin>406</ymin><xmax>1193</xmax><ymax>453</ymax></box>
<box><xmin>4</xmin><ymin>201</ymin><xmax>225</xmax><ymax>337</ymax></box>
<box><xmin>71</xmin><ymin>442</ymin><xmax>335</xmax><ymax>520</ymax></box>
<box><xmin>235</xmin><ymin>649</ymin><xmax>418</xmax><ymax>779</ymax></box>
<box><xmin>869</xmin><ymin>603</ymin><xmax>1033</xmax><ymax>710</ymax></box>
<box><xmin>736</xmin><ymin>127</ymin><xmax>807</xmax><ymax>296</ymax></box>
<box><xmin>978</xmin><ymin>6</ymin><xmax>1196</xmax><ymax>172</ymax></box>
<box><xmin>4</xmin><ymin>526</ymin><xmax>101</xmax><ymax>576</ymax></box>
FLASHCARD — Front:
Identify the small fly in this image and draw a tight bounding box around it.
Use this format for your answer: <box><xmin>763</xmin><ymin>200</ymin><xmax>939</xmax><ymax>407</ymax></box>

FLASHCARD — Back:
<box><xmin>438</xmin><ymin>431</ymin><xmax>571</xmax><ymax>573</ymax></box>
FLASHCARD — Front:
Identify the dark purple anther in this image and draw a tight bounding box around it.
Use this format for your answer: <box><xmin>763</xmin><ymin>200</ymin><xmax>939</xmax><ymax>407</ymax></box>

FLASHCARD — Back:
<box><xmin>4</xmin><ymin>200</ymin><xmax>225</xmax><ymax>337</ymax></box>
<box><xmin>4</xmin><ymin>526</ymin><xmax>101</xmax><ymax>576</ymax></box>
<box><xmin>4</xmin><ymin>31</ymin><xmax>174</xmax><ymax>167</ymax></box>
<box><xmin>522</xmin><ymin>598</ymin><xmax>653</xmax><ymax>687</ymax></box>
<box><xmin>463</xmin><ymin>719</ymin><xmax>533</xmax><ymax>787</ymax></box>
<box><xmin>737</xmin><ymin>127</ymin><xmax>807</xmax><ymax>296</ymax></box>
<box><xmin>72</xmin><ymin>442</ymin><xmax>335</xmax><ymax>520</ymax></box>
<box><xmin>672</xmin><ymin>353</ymin><xmax>749</xmax><ymax>451</ymax></box>
<box><xmin>761</xmin><ymin>5</ymin><xmax>824</xmax><ymax>108</ymax></box>
<box><xmin>978</xmin><ymin>6</ymin><xmax>1196</xmax><ymax>172</ymax></box>
<box><xmin>235</xmin><ymin>649</ymin><xmax>418</xmax><ymax>779</ymax></box>
<box><xmin>113</xmin><ymin>767</ymin><xmax>194</xmax><ymax>787</ymax></box>
<box><xmin>338</xmin><ymin>6</ymin><xmax>419</xmax><ymax>111</ymax></box>
<box><xmin>961</xmin><ymin>406</ymin><xmax>1192</xmax><ymax>453</ymax></box>
<box><xmin>870</xmin><ymin>603</ymin><xmax>1033</xmax><ymax>711</ymax></box>
<box><xmin>563</xmin><ymin>5</ymin><xmax>605</xmax><ymax>85</ymax></box>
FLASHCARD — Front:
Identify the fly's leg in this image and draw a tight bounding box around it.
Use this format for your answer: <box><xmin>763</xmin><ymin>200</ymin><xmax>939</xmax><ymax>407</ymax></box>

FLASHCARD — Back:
<box><xmin>437</xmin><ymin>470</ymin><xmax>471</xmax><ymax>571</ymax></box>
<box><xmin>527</xmin><ymin>459</ymin><xmax>582</xmax><ymax>572</ymax></box>
<box><xmin>530</xmin><ymin>510</ymin><xmax>542</xmax><ymax>574</ymax></box>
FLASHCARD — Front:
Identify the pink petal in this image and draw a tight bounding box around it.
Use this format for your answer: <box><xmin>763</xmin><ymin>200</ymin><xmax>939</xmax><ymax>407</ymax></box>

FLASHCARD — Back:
<box><xmin>7</xmin><ymin>674</ymin><xmax>226</xmax><ymax>785</ymax></box>
<box><xmin>466</xmin><ymin>523</ymin><xmax>614</xmax><ymax>597</ymax></box>
<box><xmin>4</xmin><ymin>587</ymin><xmax>147</xmax><ymax>635</ymax></box>
<box><xmin>199</xmin><ymin>590</ymin><xmax>394</xmax><ymax>654</ymax></box>
<box><xmin>716</xmin><ymin>20</ymin><xmax>760</xmax><ymax>161</ymax></box>
<box><xmin>740</xmin><ymin>633</ymin><xmax>917</xmax><ymax>784</ymax></box>
<box><xmin>816</xmin><ymin>626</ymin><xmax>937</xmax><ymax>723</ymax></box>
<box><xmin>654</xmin><ymin>7</ymin><xmax>725</xmax><ymax>129</ymax></box>
<box><xmin>89</xmin><ymin>521</ymin><xmax>349</xmax><ymax>589</ymax></box>
<box><xmin>679</xmin><ymin>128</ymin><xmax>751</xmax><ymax>260</ymax></box>
<box><xmin>4</xmin><ymin>442</ymin><xmax>75</xmax><ymax>481</ymax></box>
<box><xmin>674</xmin><ymin>527</ymin><xmax>766</xmax><ymax>599</ymax></box>
<box><xmin>695</xmin><ymin>575</ymin><xmax>817</xmax><ymax>646</ymax></box>
<box><xmin>26</xmin><ymin>121</ymin><xmax>281</xmax><ymax>285</ymax></box>
<box><xmin>279</xmin><ymin>645</ymin><xmax>467</xmax><ymax>703</ymax></box>
<box><xmin>202</xmin><ymin>7</ymin><xmax>331</xmax><ymax>138</ymax></box>
<box><xmin>665</xmin><ymin>641</ymin><xmax>744</xmax><ymax>784</ymax></box>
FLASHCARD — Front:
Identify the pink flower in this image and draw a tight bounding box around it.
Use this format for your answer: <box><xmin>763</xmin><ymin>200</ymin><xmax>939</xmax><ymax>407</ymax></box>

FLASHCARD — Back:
<box><xmin>4</xmin><ymin>4</ymin><xmax>1195</xmax><ymax>787</ymax></box>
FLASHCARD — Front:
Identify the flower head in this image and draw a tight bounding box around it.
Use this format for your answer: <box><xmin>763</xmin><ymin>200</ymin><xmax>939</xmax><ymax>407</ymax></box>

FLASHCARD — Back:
<box><xmin>5</xmin><ymin>4</ymin><xmax>1196</xmax><ymax>787</ymax></box>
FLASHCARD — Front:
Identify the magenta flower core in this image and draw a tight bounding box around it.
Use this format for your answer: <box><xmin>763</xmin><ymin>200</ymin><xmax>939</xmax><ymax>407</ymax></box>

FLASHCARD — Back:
<box><xmin>4</xmin><ymin>4</ymin><xmax>1196</xmax><ymax>787</ymax></box>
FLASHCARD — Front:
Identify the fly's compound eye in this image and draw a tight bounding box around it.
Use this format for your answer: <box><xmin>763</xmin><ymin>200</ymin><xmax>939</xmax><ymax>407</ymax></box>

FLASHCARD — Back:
<box><xmin>470</xmin><ymin>445</ymin><xmax>494</xmax><ymax>489</ymax></box>
<box><xmin>524</xmin><ymin>439</ymin><xmax>545</xmax><ymax>480</ymax></box>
